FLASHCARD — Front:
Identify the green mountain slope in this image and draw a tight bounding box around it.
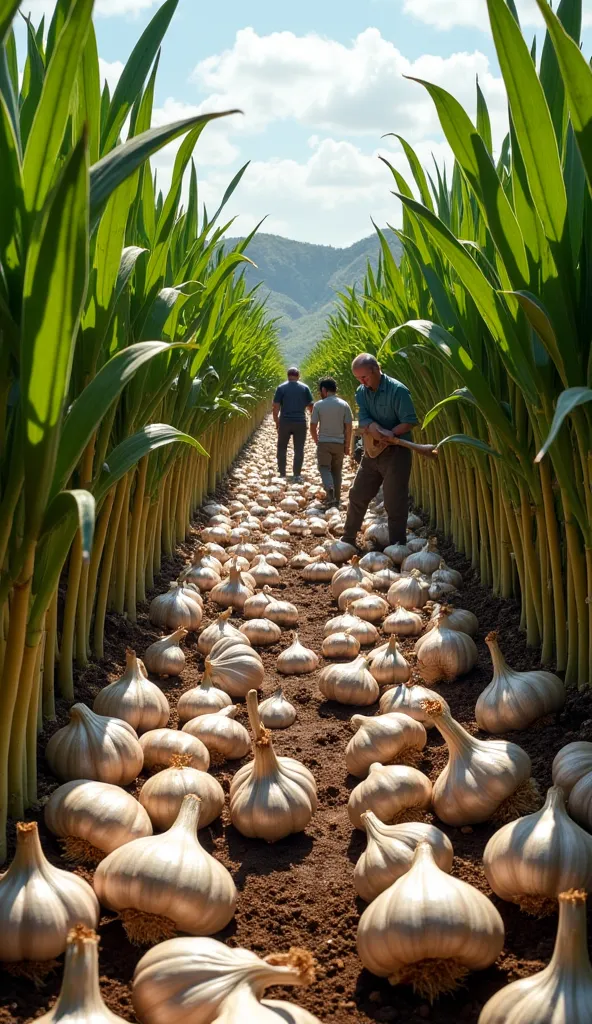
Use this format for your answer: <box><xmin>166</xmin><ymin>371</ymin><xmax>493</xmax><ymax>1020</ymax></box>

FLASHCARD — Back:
<box><xmin>227</xmin><ymin>231</ymin><xmax>402</xmax><ymax>363</ymax></box>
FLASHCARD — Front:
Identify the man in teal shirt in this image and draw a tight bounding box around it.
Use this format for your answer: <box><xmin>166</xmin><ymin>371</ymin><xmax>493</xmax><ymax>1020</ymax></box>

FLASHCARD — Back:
<box><xmin>342</xmin><ymin>353</ymin><xmax>418</xmax><ymax>548</ymax></box>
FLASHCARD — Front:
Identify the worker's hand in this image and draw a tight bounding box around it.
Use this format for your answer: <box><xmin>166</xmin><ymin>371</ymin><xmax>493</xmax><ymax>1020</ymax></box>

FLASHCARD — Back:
<box><xmin>274</xmin><ymin>421</ymin><xmax>279</xmax><ymax>433</ymax></box>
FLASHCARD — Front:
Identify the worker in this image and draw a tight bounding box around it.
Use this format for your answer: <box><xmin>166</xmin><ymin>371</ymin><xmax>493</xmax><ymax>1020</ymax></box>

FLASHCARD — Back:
<box><xmin>310</xmin><ymin>377</ymin><xmax>353</xmax><ymax>508</ymax></box>
<box><xmin>272</xmin><ymin>367</ymin><xmax>314</xmax><ymax>481</ymax></box>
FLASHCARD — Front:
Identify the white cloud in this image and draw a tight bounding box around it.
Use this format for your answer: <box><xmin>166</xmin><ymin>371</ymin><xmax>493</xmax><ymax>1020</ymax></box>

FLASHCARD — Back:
<box><xmin>19</xmin><ymin>0</ymin><xmax>160</xmax><ymax>19</ymax></box>
<box><xmin>402</xmin><ymin>0</ymin><xmax>592</xmax><ymax>31</ymax></box>
<box><xmin>98</xmin><ymin>58</ymin><xmax>124</xmax><ymax>92</ymax></box>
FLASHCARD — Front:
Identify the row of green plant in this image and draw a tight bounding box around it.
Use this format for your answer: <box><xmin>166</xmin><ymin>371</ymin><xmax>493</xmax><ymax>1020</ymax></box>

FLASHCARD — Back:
<box><xmin>306</xmin><ymin>0</ymin><xmax>592</xmax><ymax>685</ymax></box>
<box><xmin>0</xmin><ymin>0</ymin><xmax>282</xmax><ymax>859</ymax></box>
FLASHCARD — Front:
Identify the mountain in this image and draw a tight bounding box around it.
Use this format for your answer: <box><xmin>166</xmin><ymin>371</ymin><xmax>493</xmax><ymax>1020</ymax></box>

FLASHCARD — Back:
<box><xmin>227</xmin><ymin>231</ymin><xmax>403</xmax><ymax>364</ymax></box>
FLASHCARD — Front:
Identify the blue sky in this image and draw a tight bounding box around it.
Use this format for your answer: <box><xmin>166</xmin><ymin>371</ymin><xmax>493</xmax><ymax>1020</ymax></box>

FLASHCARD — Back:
<box><xmin>20</xmin><ymin>0</ymin><xmax>592</xmax><ymax>247</ymax></box>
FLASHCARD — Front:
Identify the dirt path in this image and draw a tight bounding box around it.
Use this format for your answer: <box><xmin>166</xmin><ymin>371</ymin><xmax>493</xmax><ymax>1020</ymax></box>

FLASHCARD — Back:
<box><xmin>3</xmin><ymin>417</ymin><xmax>592</xmax><ymax>1024</ymax></box>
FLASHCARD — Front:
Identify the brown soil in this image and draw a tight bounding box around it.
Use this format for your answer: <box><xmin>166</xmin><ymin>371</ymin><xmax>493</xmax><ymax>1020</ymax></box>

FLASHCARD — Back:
<box><xmin>3</xmin><ymin>421</ymin><xmax>592</xmax><ymax>1024</ymax></box>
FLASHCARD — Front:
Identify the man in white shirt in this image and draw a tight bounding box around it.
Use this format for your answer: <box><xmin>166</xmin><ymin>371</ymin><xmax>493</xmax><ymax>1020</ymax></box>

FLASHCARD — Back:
<box><xmin>310</xmin><ymin>377</ymin><xmax>353</xmax><ymax>507</ymax></box>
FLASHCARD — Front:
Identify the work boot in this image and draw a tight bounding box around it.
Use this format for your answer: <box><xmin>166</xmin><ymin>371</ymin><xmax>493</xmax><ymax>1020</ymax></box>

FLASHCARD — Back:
<box><xmin>322</xmin><ymin>487</ymin><xmax>335</xmax><ymax>509</ymax></box>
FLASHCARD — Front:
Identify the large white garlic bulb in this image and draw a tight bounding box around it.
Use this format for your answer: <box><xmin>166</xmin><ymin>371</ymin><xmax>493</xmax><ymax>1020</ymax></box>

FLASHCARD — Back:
<box><xmin>249</xmin><ymin>555</ymin><xmax>281</xmax><ymax>587</ymax></box>
<box><xmin>139</xmin><ymin>764</ymin><xmax>225</xmax><ymax>830</ymax></box>
<box><xmin>569</xmin><ymin>772</ymin><xmax>592</xmax><ymax>831</ymax></box>
<box><xmin>348</xmin><ymin>763</ymin><xmax>432</xmax><ymax>830</ymax></box>
<box><xmin>182</xmin><ymin>706</ymin><xmax>251</xmax><ymax>760</ymax></box>
<box><xmin>318</xmin><ymin>655</ymin><xmax>379</xmax><ymax>706</ymax></box>
<box><xmin>212</xmin><ymin>983</ymin><xmax>321</xmax><ymax>1024</ymax></box>
<box><xmin>150</xmin><ymin>582</ymin><xmax>203</xmax><ymax>630</ymax></box>
<box><xmin>338</xmin><ymin>585</ymin><xmax>374</xmax><ymax>611</ymax></box>
<box><xmin>357</xmin><ymin>842</ymin><xmax>504</xmax><ymax>998</ymax></box>
<box><xmin>229</xmin><ymin>691</ymin><xmax>317</xmax><ymax>841</ymax></box>
<box><xmin>264</xmin><ymin>598</ymin><xmax>299</xmax><ymax>627</ymax></box>
<box><xmin>354</xmin><ymin>811</ymin><xmax>454</xmax><ymax>902</ymax></box>
<box><xmin>383</xmin><ymin>542</ymin><xmax>410</xmax><ymax>565</ymax></box>
<box><xmin>207</xmin><ymin>642</ymin><xmax>264</xmax><ymax>697</ymax></box>
<box><xmin>139</xmin><ymin>728</ymin><xmax>210</xmax><ymax>772</ymax></box>
<box><xmin>132</xmin><ymin>937</ymin><xmax>316</xmax><ymax>1024</ymax></box>
<box><xmin>367</xmin><ymin>635</ymin><xmax>410</xmax><ymax>686</ymax></box>
<box><xmin>93</xmin><ymin>649</ymin><xmax>170</xmax><ymax>734</ymax></box>
<box><xmin>35</xmin><ymin>926</ymin><xmax>125</xmax><ymax>1024</ymax></box>
<box><xmin>94</xmin><ymin>795</ymin><xmax>237</xmax><ymax>944</ymax></box>
<box><xmin>379</xmin><ymin>676</ymin><xmax>449</xmax><ymax>727</ymax></box>
<box><xmin>46</xmin><ymin>704</ymin><xmax>144</xmax><ymax>785</ymax></box>
<box><xmin>321</xmin><ymin>630</ymin><xmax>360</xmax><ymax>659</ymax></box>
<box><xmin>177</xmin><ymin>668</ymin><xmax>232</xmax><ymax>724</ymax></box>
<box><xmin>552</xmin><ymin>741</ymin><xmax>592</xmax><ymax>796</ymax></box>
<box><xmin>475</xmin><ymin>631</ymin><xmax>565</xmax><ymax>733</ymax></box>
<box><xmin>198</xmin><ymin>609</ymin><xmax>246</xmax><ymax>655</ymax></box>
<box><xmin>302</xmin><ymin>559</ymin><xmax>337</xmax><ymax>583</ymax></box>
<box><xmin>383</xmin><ymin>604</ymin><xmax>423</xmax><ymax>637</ymax></box>
<box><xmin>414</xmin><ymin>613</ymin><xmax>478</xmax><ymax>683</ymax></box>
<box><xmin>483</xmin><ymin>786</ymin><xmax>592</xmax><ymax>911</ymax></box>
<box><xmin>290</xmin><ymin>550</ymin><xmax>314</xmax><ymax>569</ymax></box>
<box><xmin>478</xmin><ymin>889</ymin><xmax>592</xmax><ymax>1024</ymax></box>
<box><xmin>401</xmin><ymin>536</ymin><xmax>442</xmax><ymax>575</ymax></box>
<box><xmin>277</xmin><ymin>633</ymin><xmax>319</xmax><ymax>675</ymax></box>
<box><xmin>426</xmin><ymin>603</ymin><xmax>478</xmax><ymax>636</ymax></box>
<box><xmin>258</xmin><ymin>688</ymin><xmax>297</xmax><ymax>729</ymax></box>
<box><xmin>387</xmin><ymin>570</ymin><xmax>430</xmax><ymax>610</ymax></box>
<box><xmin>240</xmin><ymin>618</ymin><xmax>282</xmax><ymax>646</ymax></box>
<box><xmin>330</xmin><ymin>557</ymin><xmax>373</xmax><ymax>599</ymax></box>
<box><xmin>143</xmin><ymin>628</ymin><xmax>187</xmax><ymax>676</ymax></box>
<box><xmin>0</xmin><ymin>822</ymin><xmax>99</xmax><ymax>961</ymax></box>
<box><xmin>243</xmin><ymin>586</ymin><xmax>275</xmax><ymax>619</ymax></box>
<box><xmin>323</xmin><ymin>609</ymin><xmax>378</xmax><ymax>646</ymax></box>
<box><xmin>209</xmin><ymin>563</ymin><xmax>254</xmax><ymax>610</ymax></box>
<box><xmin>325</xmin><ymin>539</ymin><xmax>357</xmax><ymax>563</ymax></box>
<box><xmin>45</xmin><ymin>780</ymin><xmax>152</xmax><ymax>864</ymax></box>
<box><xmin>345</xmin><ymin>712</ymin><xmax>426</xmax><ymax>778</ymax></box>
<box><xmin>350</xmin><ymin>594</ymin><xmax>389</xmax><ymax>624</ymax></box>
<box><xmin>423</xmin><ymin>698</ymin><xmax>536</xmax><ymax>826</ymax></box>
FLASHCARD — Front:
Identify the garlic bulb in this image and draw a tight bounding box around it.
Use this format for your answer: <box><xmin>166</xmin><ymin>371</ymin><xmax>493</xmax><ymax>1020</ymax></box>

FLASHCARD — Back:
<box><xmin>552</xmin><ymin>741</ymin><xmax>592</xmax><ymax>796</ymax></box>
<box><xmin>240</xmin><ymin>618</ymin><xmax>282</xmax><ymax>646</ymax></box>
<box><xmin>359</xmin><ymin>552</ymin><xmax>393</xmax><ymax>573</ymax></box>
<box><xmin>290</xmin><ymin>550</ymin><xmax>314</xmax><ymax>569</ymax></box>
<box><xmin>325</xmin><ymin>539</ymin><xmax>357</xmax><ymax>563</ymax></box>
<box><xmin>330</xmin><ymin>557</ymin><xmax>373</xmax><ymax>599</ymax></box>
<box><xmin>139</xmin><ymin>728</ymin><xmax>210</xmax><ymax>771</ymax></box>
<box><xmin>228</xmin><ymin>542</ymin><xmax>259</xmax><ymax>561</ymax></box>
<box><xmin>184</xmin><ymin>563</ymin><xmax>221</xmax><ymax>592</ymax></box>
<box><xmin>149</xmin><ymin>583</ymin><xmax>203</xmax><ymax>630</ymax></box>
<box><xmin>337</xmin><ymin>585</ymin><xmax>375</xmax><ymax>611</ymax></box>
<box><xmin>270</xmin><ymin>527</ymin><xmax>290</xmax><ymax>543</ymax></box>
<box><xmin>264</xmin><ymin>598</ymin><xmax>299</xmax><ymax>627</ymax></box>
<box><xmin>357</xmin><ymin>842</ymin><xmax>504</xmax><ymax>997</ymax></box>
<box><xmin>432</xmin><ymin>561</ymin><xmax>463</xmax><ymax>589</ymax></box>
<box><xmin>379</xmin><ymin>675</ymin><xmax>449</xmax><ymax>727</ymax></box>
<box><xmin>207</xmin><ymin>642</ymin><xmax>264</xmax><ymax>697</ymax></box>
<box><xmin>426</xmin><ymin>602</ymin><xmax>478</xmax><ymax>635</ymax></box>
<box><xmin>346</xmin><ymin>712</ymin><xmax>426</xmax><ymax>777</ymax></box>
<box><xmin>45</xmin><ymin>780</ymin><xmax>153</xmax><ymax>864</ymax></box>
<box><xmin>569</xmin><ymin>773</ymin><xmax>592</xmax><ymax>830</ymax></box>
<box><xmin>476</xmin><ymin>631</ymin><xmax>565</xmax><ymax>733</ymax></box>
<box><xmin>423</xmin><ymin>698</ymin><xmax>536</xmax><ymax>826</ymax></box>
<box><xmin>198</xmin><ymin>609</ymin><xmax>245</xmax><ymax>655</ymax></box>
<box><xmin>258</xmin><ymin>688</ymin><xmax>297</xmax><ymax>729</ymax></box>
<box><xmin>139</xmin><ymin>764</ymin><xmax>225</xmax><ymax>831</ymax></box>
<box><xmin>308</xmin><ymin>517</ymin><xmax>328</xmax><ymax>537</ymax></box>
<box><xmin>143</xmin><ymin>628</ymin><xmax>187</xmax><ymax>677</ymax></box>
<box><xmin>387</xmin><ymin>570</ymin><xmax>430</xmax><ymax>610</ymax></box>
<box><xmin>182</xmin><ymin>706</ymin><xmax>251</xmax><ymax>760</ymax></box>
<box><xmin>323</xmin><ymin>609</ymin><xmax>378</xmax><ymax>646</ymax></box>
<box><xmin>249</xmin><ymin>555</ymin><xmax>281</xmax><ymax>587</ymax></box>
<box><xmin>46</xmin><ymin>704</ymin><xmax>144</xmax><ymax>785</ymax></box>
<box><xmin>319</xmin><ymin>655</ymin><xmax>379</xmax><ymax>706</ymax></box>
<box><xmin>222</xmin><ymin>554</ymin><xmax>251</xmax><ymax>575</ymax></box>
<box><xmin>214</xmin><ymin>986</ymin><xmax>319</xmax><ymax>1024</ymax></box>
<box><xmin>354</xmin><ymin>811</ymin><xmax>454</xmax><ymax>902</ymax></box>
<box><xmin>243</xmin><ymin>586</ymin><xmax>275</xmax><ymax>619</ymax></box>
<box><xmin>401</xmin><ymin>536</ymin><xmax>442</xmax><ymax>576</ymax></box>
<box><xmin>93</xmin><ymin>649</ymin><xmax>170</xmax><ymax>734</ymax></box>
<box><xmin>384</xmin><ymin>542</ymin><xmax>411</xmax><ymax>565</ymax></box>
<box><xmin>277</xmin><ymin>633</ymin><xmax>319</xmax><ymax>675</ymax></box>
<box><xmin>350</xmin><ymin>594</ymin><xmax>389</xmax><ymax>624</ymax></box>
<box><xmin>202</xmin><ymin>524</ymin><xmax>231</xmax><ymax>546</ymax></box>
<box><xmin>429</xmin><ymin>580</ymin><xmax>458</xmax><ymax>602</ymax></box>
<box><xmin>368</xmin><ymin>635</ymin><xmax>410</xmax><ymax>686</ymax></box>
<box><xmin>407</xmin><ymin>513</ymin><xmax>423</xmax><ymax>530</ymax></box>
<box><xmin>348</xmin><ymin>763</ymin><xmax>432</xmax><ymax>829</ymax></box>
<box><xmin>35</xmin><ymin>925</ymin><xmax>125</xmax><ymax>1024</ymax></box>
<box><xmin>383</xmin><ymin>605</ymin><xmax>423</xmax><ymax>637</ymax></box>
<box><xmin>478</xmin><ymin>888</ymin><xmax>592</xmax><ymax>1024</ymax></box>
<box><xmin>0</xmin><ymin>822</ymin><xmax>99</xmax><ymax>961</ymax></box>
<box><xmin>203</xmin><ymin>541</ymin><xmax>230</xmax><ymax>564</ymax></box>
<box><xmin>229</xmin><ymin>691</ymin><xmax>317</xmax><ymax>841</ymax></box>
<box><xmin>132</xmin><ymin>937</ymin><xmax>316</xmax><ymax>1024</ymax></box>
<box><xmin>364</xmin><ymin>520</ymin><xmax>389</xmax><ymax>548</ymax></box>
<box><xmin>321</xmin><ymin>630</ymin><xmax>360</xmax><ymax>659</ymax></box>
<box><xmin>94</xmin><ymin>795</ymin><xmax>237</xmax><ymax>943</ymax></box>
<box><xmin>406</xmin><ymin>534</ymin><xmax>427</xmax><ymax>552</ymax></box>
<box><xmin>302</xmin><ymin>559</ymin><xmax>338</xmax><ymax>583</ymax></box>
<box><xmin>177</xmin><ymin>667</ymin><xmax>233</xmax><ymax>724</ymax></box>
<box><xmin>414</xmin><ymin>613</ymin><xmax>477</xmax><ymax>683</ymax></box>
<box><xmin>370</xmin><ymin>568</ymin><xmax>400</xmax><ymax>593</ymax></box>
<box><xmin>287</xmin><ymin>517</ymin><xmax>309</xmax><ymax>536</ymax></box>
<box><xmin>210</xmin><ymin>563</ymin><xmax>254</xmax><ymax>610</ymax></box>
<box><xmin>264</xmin><ymin>549</ymin><xmax>288</xmax><ymax>568</ymax></box>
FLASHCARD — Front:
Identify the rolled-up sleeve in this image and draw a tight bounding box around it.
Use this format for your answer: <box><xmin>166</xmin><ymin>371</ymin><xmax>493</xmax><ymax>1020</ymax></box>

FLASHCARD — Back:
<box><xmin>304</xmin><ymin>385</ymin><xmax>313</xmax><ymax>404</ymax></box>
<box><xmin>395</xmin><ymin>385</ymin><xmax>418</xmax><ymax>425</ymax></box>
<box><xmin>356</xmin><ymin>387</ymin><xmax>372</xmax><ymax>428</ymax></box>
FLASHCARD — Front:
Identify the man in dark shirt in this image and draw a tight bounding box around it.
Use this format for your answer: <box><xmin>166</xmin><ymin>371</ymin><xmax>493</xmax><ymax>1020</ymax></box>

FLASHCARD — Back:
<box><xmin>342</xmin><ymin>353</ymin><xmax>418</xmax><ymax>548</ymax></box>
<box><xmin>272</xmin><ymin>367</ymin><xmax>314</xmax><ymax>481</ymax></box>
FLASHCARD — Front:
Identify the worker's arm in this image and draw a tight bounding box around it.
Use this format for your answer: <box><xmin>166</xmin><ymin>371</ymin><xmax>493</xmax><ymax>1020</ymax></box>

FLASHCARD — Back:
<box><xmin>393</xmin><ymin>422</ymin><xmax>415</xmax><ymax>437</ymax></box>
<box><xmin>306</xmin><ymin>403</ymin><xmax>314</xmax><ymax>415</ymax></box>
<box><xmin>272</xmin><ymin>402</ymin><xmax>281</xmax><ymax>431</ymax></box>
<box><xmin>344</xmin><ymin>421</ymin><xmax>352</xmax><ymax>453</ymax></box>
<box><xmin>310</xmin><ymin>421</ymin><xmax>319</xmax><ymax>444</ymax></box>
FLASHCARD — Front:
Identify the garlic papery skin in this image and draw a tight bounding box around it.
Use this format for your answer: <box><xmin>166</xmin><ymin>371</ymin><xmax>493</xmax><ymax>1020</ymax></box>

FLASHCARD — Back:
<box><xmin>321</xmin><ymin>631</ymin><xmax>361</xmax><ymax>660</ymax></box>
<box><xmin>264</xmin><ymin>598</ymin><xmax>299</xmax><ymax>627</ymax></box>
<box><xmin>423</xmin><ymin>699</ymin><xmax>535</xmax><ymax>826</ymax></box>
<box><xmin>323</xmin><ymin>610</ymin><xmax>378</xmax><ymax>646</ymax></box>
<box><xmin>46</xmin><ymin>704</ymin><xmax>144</xmax><ymax>785</ymax></box>
<box><xmin>93</xmin><ymin>649</ymin><xmax>170</xmax><ymax>734</ymax></box>
<box><xmin>264</xmin><ymin>549</ymin><xmax>287</xmax><ymax>569</ymax></box>
<box><xmin>290</xmin><ymin>550</ymin><xmax>314</xmax><ymax>569</ymax></box>
<box><xmin>243</xmin><ymin>586</ymin><xmax>275</xmax><ymax>620</ymax></box>
<box><xmin>132</xmin><ymin>937</ymin><xmax>316</xmax><ymax>1024</ymax></box>
<box><xmin>302</xmin><ymin>559</ymin><xmax>338</xmax><ymax>583</ymax></box>
<box><xmin>258</xmin><ymin>688</ymin><xmax>297</xmax><ymax>729</ymax></box>
<box><xmin>552</xmin><ymin>741</ymin><xmax>592</xmax><ymax>796</ymax></box>
<box><xmin>401</xmin><ymin>536</ymin><xmax>442</xmax><ymax>575</ymax></box>
<box><xmin>213</xmin><ymin>983</ymin><xmax>320</xmax><ymax>1024</ymax></box>
<box><xmin>368</xmin><ymin>636</ymin><xmax>410</xmax><ymax>686</ymax></box>
<box><xmin>414</xmin><ymin>615</ymin><xmax>478</xmax><ymax>683</ymax></box>
<box><xmin>483</xmin><ymin>786</ymin><xmax>592</xmax><ymax>911</ymax></box>
<box><xmin>209</xmin><ymin>634</ymin><xmax>255</xmax><ymax>660</ymax></box>
<box><xmin>478</xmin><ymin>889</ymin><xmax>592</xmax><ymax>1024</ymax></box>
<box><xmin>139</xmin><ymin>729</ymin><xmax>210</xmax><ymax>772</ymax></box>
<box><xmin>240</xmin><ymin>618</ymin><xmax>282</xmax><ymax>646</ymax></box>
<box><xmin>354</xmin><ymin>811</ymin><xmax>454</xmax><ymax>902</ymax></box>
<box><xmin>569</xmin><ymin>772</ymin><xmax>592</xmax><ymax>831</ymax></box>
<box><xmin>387</xmin><ymin>570</ymin><xmax>430</xmax><ymax>610</ymax></box>
<box><xmin>249</xmin><ymin>555</ymin><xmax>281</xmax><ymax>587</ymax></box>
<box><xmin>35</xmin><ymin>925</ymin><xmax>125</xmax><ymax>1024</ymax></box>
<box><xmin>198</xmin><ymin>610</ymin><xmax>245</xmax><ymax>655</ymax></box>
<box><xmin>182</xmin><ymin>707</ymin><xmax>251</xmax><ymax>760</ymax></box>
<box><xmin>357</xmin><ymin>842</ymin><xmax>504</xmax><ymax>997</ymax></box>
<box><xmin>318</xmin><ymin>655</ymin><xmax>379</xmax><ymax>706</ymax></box>
<box><xmin>207</xmin><ymin>643</ymin><xmax>265</xmax><ymax>697</ymax></box>
<box><xmin>379</xmin><ymin>677</ymin><xmax>450</xmax><ymax>727</ymax></box>
<box><xmin>330</xmin><ymin>557</ymin><xmax>373</xmax><ymax>599</ymax></box>
<box><xmin>0</xmin><ymin>822</ymin><xmax>99</xmax><ymax>961</ymax></box>
<box><xmin>277</xmin><ymin>633</ymin><xmax>319</xmax><ymax>675</ymax></box>
<box><xmin>348</xmin><ymin>764</ymin><xmax>432</xmax><ymax>830</ymax></box>
<box><xmin>143</xmin><ymin>628</ymin><xmax>187</xmax><ymax>677</ymax></box>
<box><xmin>94</xmin><ymin>794</ymin><xmax>237</xmax><ymax>943</ymax></box>
<box><xmin>184</xmin><ymin>564</ymin><xmax>222</xmax><ymax>593</ymax></box>
<box><xmin>359</xmin><ymin>552</ymin><xmax>393</xmax><ymax>573</ymax></box>
<box><xmin>139</xmin><ymin>765</ymin><xmax>225</xmax><ymax>831</ymax></box>
<box><xmin>325</xmin><ymin>539</ymin><xmax>358</xmax><ymax>563</ymax></box>
<box><xmin>229</xmin><ymin>691</ymin><xmax>317</xmax><ymax>841</ymax></box>
<box><xmin>350</xmin><ymin>594</ymin><xmax>389</xmax><ymax>624</ymax></box>
<box><xmin>475</xmin><ymin>632</ymin><xmax>565</xmax><ymax>734</ymax></box>
<box><xmin>383</xmin><ymin>542</ymin><xmax>410</xmax><ymax>566</ymax></box>
<box><xmin>209</xmin><ymin>564</ymin><xmax>254</xmax><ymax>610</ymax></box>
<box><xmin>383</xmin><ymin>605</ymin><xmax>423</xmax><ymax>637</ymax></box>
<box><xmin>149</xmin><ymin>583</ymin><xmax>203</xmax><ymax>630</ymax></box>
<box><xmin>177</xmin><ymin>668</ymin><xmax>233</xmax><ymax>724</ymax></box>
<box><xmin>45</xmin><ymin>780</ymin><xmax>153</xmax><ymax>864</ymax></box>
<box><xmin>370</xmin><ymin>569</ymin><xmax>400</xmax><ymax>593</ymax></box>
<box><xmin>432</xmin><ymin>562</ymin><xmax>463</xmax><ymax>589</ymax></box>
<box><xmin>346</xmin><ymin>713</ymin><xmax>426</xmax><ymax>778</ymax></box>
<box><xmin>429</xmin><ymin>580</ymin><xmax>458</xmax><ymax>602</ymax></box>
<box><xmin>337</xmin><ymin>585</ymin><xmax>375</xmax><ymax>611</ymax></box>
<box><xmin>201</xmin><ymin>524</ymin><xmax>231</xmax><ymax>546</ymax></box>
<box><xmin>426</xmin><ymin>603</ymin><xmax>479</xmax><ymax>636</ymax></box>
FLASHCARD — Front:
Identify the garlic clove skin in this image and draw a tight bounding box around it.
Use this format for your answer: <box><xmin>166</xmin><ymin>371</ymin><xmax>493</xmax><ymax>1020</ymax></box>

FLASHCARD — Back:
<box><xmin>143</xmin><ymin>628</ymin><xmax>187</xmax><ymax>677</ymax></box>
<box><xmin>401</xmin><ymin>537</ymin><xmax>442</xmax><ymax>576</ymax></box>
<box><xmin>475</xmin><ymin>631</ymin><xmax>565</xmax><ymax>733</ymax></box>
<box><xmin>93</xmin><ymin>649</ymin><xmax>170</xmax><ymax>734</ymax></box>
<box><xmin>213</xmin><ymin>984</ymin><xmax>320</xmax><ymax>1024</ymax></box>
<box><xmin>478</xmin><ymin>889</ymin><xmax>592</xmax><ymax>1024</ymax></box>
<box><xmin>383</xmin><ymin>542</ymin><xmax>410</xmax><ymax>565</ymax></box>
<box><xmin>0</xmin><ymin>822</ymin><xmax>99</xmax><ymax>961</ymax></box>
<box><xmin>46</xmin><ymin>703</ymin><xmax>144</xmax><ymax>785</ymax></box>
<box><xmin>177</xmin><ymin>666</ymin><xmax>233</xmax><ymax>724</ymax></box>
<box><xmin>337</xmin><ymin>585</ymin><xmax>374</xmax><ymax>611</ymax></box>
<box><xmin>320</xmin><ymin>630</ymin><xmax>360</xmax><ymax>660</ymax></box>
<box><xmin>258</xmin><ymin>688</ymin><xmax>297</xmax><ymax>729</ymax></box>
<box><xmin>415</xmin><ymin>617</ymin><xmax>478</xmax><ymax>683</ymax></box>
<box><xmin>207</xmin><ymin>643</ymin><xmax>265</xmax><ymax>697</ymax></box>
<box><xmin>276</xmin><ymin>633</ymin><xmax>319</xmax><ymax>675</ymax></box>
<box><xmin>348</xmin><ymin>763</ymin><xmax>432</xmax><ymax>830</ymax></box>
<box><xmin>483</xmin><ymin>786</ymin><xmax>592</xmax><ymax>905</ymax></box>
<box><xmin>182</xmin><ymin>707</ymin><xmax>251</xmax><ymax>760</ymax></box>
<box><xmin>243</xmin><ymin>586</ymin><xmax>276</xmax><ymax>620</ymax></box>
<box><xmin>149</xmin><ymin>583</ymin><xmax>203</xmax><ymax>631</ymax></box>
<box><xmin>240</xmin><ymin>618</ymin><xmax>282</xmax><ymax>646</ymax></box>
<box><xmin>387</xmin><ymin>570</ymin><xmax>430</xmax><ymax>610</ymax></box>
<box><xmin>354</xmin><ymin>811</ymin><xmax>454</xmax><ymax>902</ymax></box>
<box><xmin>45</xmin><ymin>780</ymin><xmax>153</xmax><ymax>859</ymax></box>
<box><xmin>552</xmin><ymin>740</ymin><xmax>592</xmax><ymax>796</ymax></box>
<box><xmin>139</xmin><ymin>728</ymin><xmax>210</xmax><ymax>771</ymax></box>
<box><xmin>34</xmin><ymin>925</ymin><xmax>125</xmax><ymax>1023</ymax></box>
<box><xmin>302</xmin><ymin>559</ymin><xmax>339</xmax><ymax>583</ymax></box>
<box><xmin>359</xmin><ymin>552</ymin><xmax>393</xmax><ymax>573</ymax></box>
<box><xmin>139</xmin><ymin>766</ymin><xmax>225</xmax><ymax>831</ymax></box>
<box><xmin>426</xmin><ymin>603</ymin><xmax>478</xmax><ymax>636</ymax></box>
<box><xmin>209</xmin><ymin>564</ymin><xmax>254</xmax><ymax>610</ymax></box>
<box><xmin>368</xmin><ymin>636</ymin><xmax>410</xmax><ymax>686</ymax></box>
<box><xmin>379</xmin><ymin>676</ymin><xmax>449</xmax><ymax>726</ymax></box>
<box><xmin>318</xmin><ymin>655</ymin><xmax>379</xmax><ymax>706</ymax></box>
<box><xmin>198</xmin><ymin>610</ymin><xmax>246</xmax><ymax>655</ymax></box>
<box><xmin>383</xmin><ymin>605</ymin><xmax>423</xmax><ymax>637</ymax></box>
<box><xmin>345</xmin><ymin>713</ymin><xmax>427</xmax><ymax>778</ymax></box>
<box><xmin>325</xmin><ymin>539</ymin><xmax>358</xmax><ymax>563</ymax></box>
<box><xmin>350</xmin><ymin>594</ymin><xmax>389</xmax><ymax>624</ymax></box>
<box><xmin>568</xmin><ymin>771</ymin><xmax>592</xmax><ymax>831</ymax></box>
<box><xmin>264</xmin><ymin>599</ymin><xmax>299</xmax><ymax>627</ymax></box>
